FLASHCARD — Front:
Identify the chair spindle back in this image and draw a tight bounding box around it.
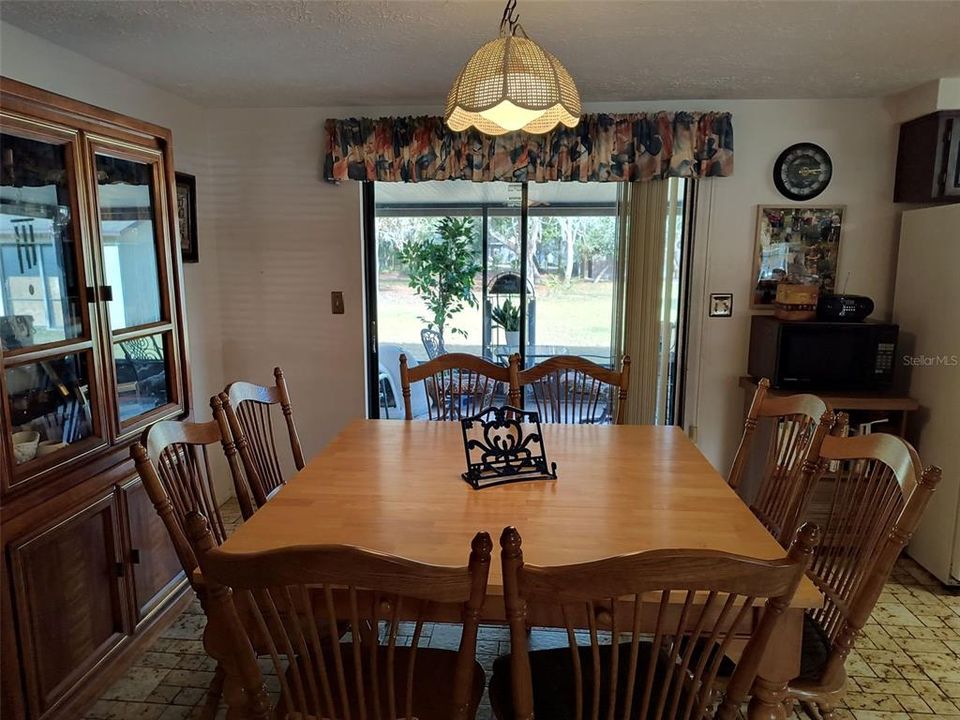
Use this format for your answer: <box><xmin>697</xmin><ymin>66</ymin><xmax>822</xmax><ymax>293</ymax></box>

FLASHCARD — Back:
<box><xmin>222</xmin><ymin>366</ymin><xmax>304</xmax><ymax>512</ymax></box>
<box><xmin>514</xmin><ymin>355</ymin><xmax>630</xmax><ymax>425</ymax></box>
<box><xmin>131</xmin><ymin>404</ymin><xmax>254</xmax><ymax>585</ymax></box>
<box><xmin>500</xmin><ymin>524</ymin><xmax>818</xmax><ymax>720</ymax></box>
<box><xmin>729</xmin><ymin>379</ymin><xmax>834</xmax><ymax>545</ymax></box>
<box><xmin>399</xmin><ymin>352</ymin><xmax>516</xmax><ymax>421</ymax></box>
<box><xmin>803</xmin><ymin>433</ymin><xmax>941</xmax><ymax>687</ymax></box>
<box><xmin>188</xmin><ymin>513</ymin><xmax>492</xmax><ymax>720</ymax></box>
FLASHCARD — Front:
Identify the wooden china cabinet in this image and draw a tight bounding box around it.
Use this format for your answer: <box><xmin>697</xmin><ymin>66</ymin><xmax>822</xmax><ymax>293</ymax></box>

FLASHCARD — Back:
<box><xmin>0</xmin><ymin>79</ymin><xmax>192</xmax><ymax>720</ymax></box>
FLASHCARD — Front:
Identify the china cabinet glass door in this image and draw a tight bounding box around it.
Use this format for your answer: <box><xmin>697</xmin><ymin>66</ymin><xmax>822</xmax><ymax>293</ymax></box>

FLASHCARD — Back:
<box><xmin>87</xmin><ymin>138</ymin><xmax>181</xmax><ymax>437</ymax></box>
<box><xmin>0</xmin><ymin>116</ymin><xmax>106</xmax><ymax>486</ymax></box>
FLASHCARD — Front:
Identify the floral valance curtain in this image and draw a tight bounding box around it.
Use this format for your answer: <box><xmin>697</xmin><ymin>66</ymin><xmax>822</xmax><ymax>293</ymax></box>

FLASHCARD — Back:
<box><xmin>324</xmin><ymin>112</ymin><xmax>733</xmax><ymax>183</ymax></box>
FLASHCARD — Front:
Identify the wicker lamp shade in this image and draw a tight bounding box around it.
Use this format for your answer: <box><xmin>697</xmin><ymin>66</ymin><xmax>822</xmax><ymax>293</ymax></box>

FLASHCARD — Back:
<box><xmin>445</xmin><ymin>11</ymin><xmax>580</xmax><ymax>136</ymax></box>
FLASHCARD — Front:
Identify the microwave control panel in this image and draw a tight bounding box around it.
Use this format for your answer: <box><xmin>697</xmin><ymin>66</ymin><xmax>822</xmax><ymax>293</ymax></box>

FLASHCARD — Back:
<box><xmin>875</xmin><ymin>342</ymin><xmax>896</xmax><ymax>374</ymax></box>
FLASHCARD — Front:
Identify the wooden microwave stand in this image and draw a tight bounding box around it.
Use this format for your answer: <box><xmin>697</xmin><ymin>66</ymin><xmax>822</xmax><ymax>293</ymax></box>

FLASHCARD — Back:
<box><xmin>738</xmin><ymin>376</ymin><xmax>920</xmax><ymax>437</ymax></box>
<box><xmin>1</xmin><ymin>79</ymin><xmax>192</xmax><ymax>720</ymax></box>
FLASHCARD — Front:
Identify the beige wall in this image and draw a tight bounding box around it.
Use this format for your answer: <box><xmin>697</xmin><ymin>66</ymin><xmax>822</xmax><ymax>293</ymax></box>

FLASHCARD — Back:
<box><xmin>2</xmin><ymin>21</ymin><xmax>903</xmax><ymax>481</ymax></box>
<box><xmin>936</xmin><ymin>78</ymin><xmax>960</xmax><ymax>110</ymax></box>
<box><xmin>0</xmin><ymin>21</ymin><xmax>231</xmax><ymax>496</ymax></box>
<box><xmin>887</xmin><ymin>77</ymin><xmax>960</xmax><ymax>122</ymax></box>
<box><xmin>654</xmin><ymin>99</ymin><xmax>900</xmax><ymax>468</ymax></box>
<box><xmin>206</xmin><ymin>108</ymin><xmax>367</xmax><ymax>465</ymax></box>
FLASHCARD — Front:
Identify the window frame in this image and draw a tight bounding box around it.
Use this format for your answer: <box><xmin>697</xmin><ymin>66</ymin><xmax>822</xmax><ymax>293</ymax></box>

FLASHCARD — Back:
<box><xmin>364</xmin><ymin>182</ymin><xmax>629</xmax><ymax>418</ymax></box>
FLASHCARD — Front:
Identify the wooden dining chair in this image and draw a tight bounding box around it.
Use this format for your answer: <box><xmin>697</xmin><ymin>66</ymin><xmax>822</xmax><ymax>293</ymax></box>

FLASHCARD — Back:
<box><xmin>131</xmin><ymin>398</ymin><xmax>256</xmax><ymax>577</ymax></box>
<box><xmin>728</xmin><ymin>378</ymin><xmax>835</xmax><ymax>546</ymax></box>
<box><xmin>787</xmin><ymin>433</ymin><xmax>941</xmax><ymax>720</ymax></box>
<box><xmin>489</xmin><ymin>524</ymin><xmax>818</xmax><ymax>720</ymax></box>
<box><xmin>186</xmin><ymin>512</ymin><xmax>493</xmax><ymax>720</ymax></box>
<box><xmin>512</xmin><ymin>354</ymin><xmax>631</xmax><ymax>425</ymax></box>
<box><xmin>399</xmin><ymin>352</ymin><xmax>516</xmax><ymax>420</ymax></box>
<box><xmin>221</xmin><ymin>366</ymin><xmax>304</xmax><ymax>513</ymax></box>
<box><xmin>130</xmin><ymin>398</ymin><xmax>257</xmax><ymax>718</ymax></box>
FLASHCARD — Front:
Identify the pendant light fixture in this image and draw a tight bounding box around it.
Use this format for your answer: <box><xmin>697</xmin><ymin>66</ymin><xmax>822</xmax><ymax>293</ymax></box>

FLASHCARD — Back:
<box><xmin>444</xmin><ymin>0</ymin><xmax>581</xmax><ymax>136</ymax></box>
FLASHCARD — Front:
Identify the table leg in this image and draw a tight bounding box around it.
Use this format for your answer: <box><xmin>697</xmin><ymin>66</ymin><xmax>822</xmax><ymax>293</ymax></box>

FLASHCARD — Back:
<box><xmin>748</xmin><ymin>607</ymin><xmax>803</xmax><ymax>720</ymax></box>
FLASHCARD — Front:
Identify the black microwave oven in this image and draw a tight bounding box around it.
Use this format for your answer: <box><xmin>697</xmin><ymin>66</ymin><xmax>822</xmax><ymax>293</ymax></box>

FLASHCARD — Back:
<box><xmin>747</xmin><ymin>316</ymin><xmax>898</xmax><ymax>390</ymax></box>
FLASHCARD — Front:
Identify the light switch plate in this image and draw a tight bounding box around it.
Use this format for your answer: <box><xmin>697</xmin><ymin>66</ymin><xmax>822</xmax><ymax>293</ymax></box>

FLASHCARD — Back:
<box><xmin>331</xmin><ymin>291</ymin><xmax>345</xmax><ymax>314</ymax></box>
<box><xmin>708</xmin><ymin>293</ymin><xmax>733</xmax><ymax>317</ymax></box>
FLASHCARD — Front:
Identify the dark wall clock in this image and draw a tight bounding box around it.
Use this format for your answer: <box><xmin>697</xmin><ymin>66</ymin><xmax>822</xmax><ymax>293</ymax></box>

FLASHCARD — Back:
<box><xmin>773</xmin><ymin>143</ymin><xmax>832</xmax><ymax>200</ymax></box>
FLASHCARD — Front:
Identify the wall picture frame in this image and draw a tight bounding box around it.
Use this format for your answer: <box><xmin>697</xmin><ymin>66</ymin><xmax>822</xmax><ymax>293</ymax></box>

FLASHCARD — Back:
<box><xmin>752</xmin><ymin>205</ymin><xmax>844</xmax><ymax>307</ymax></box>
<box><xmin>175</xmin><ymin>172</ymin><xmax>198</xmax><ymax>263</ymax></box>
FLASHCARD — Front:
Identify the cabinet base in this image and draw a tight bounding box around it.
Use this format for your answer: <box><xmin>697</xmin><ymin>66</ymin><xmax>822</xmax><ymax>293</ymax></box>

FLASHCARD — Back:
<box><xmin>24</xmin><ymin>588</ymin><xmax>193</xmax><ymax>720</ymax></box>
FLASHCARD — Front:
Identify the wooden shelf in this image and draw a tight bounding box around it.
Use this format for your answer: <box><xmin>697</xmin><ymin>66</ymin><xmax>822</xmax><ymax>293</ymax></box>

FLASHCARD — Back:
<box><xmin>738</xmin><ymin>377</ymin><xmax>919</xmax><ymax>413</ymax></box>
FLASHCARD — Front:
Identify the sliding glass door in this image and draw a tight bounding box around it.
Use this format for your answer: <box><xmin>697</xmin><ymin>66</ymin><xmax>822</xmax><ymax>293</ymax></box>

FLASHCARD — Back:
<box><xmin>364</xmin><ymin>179</ymin><xmax>689</xmax><ymax>421</ymax></box>
<box><xmin>522</xmin><ymin>183</ymin><xmax>619</xmax><ymax>369</ymax></box>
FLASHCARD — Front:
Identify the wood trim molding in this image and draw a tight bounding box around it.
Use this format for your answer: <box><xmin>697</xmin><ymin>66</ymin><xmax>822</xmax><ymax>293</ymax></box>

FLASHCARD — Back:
<box><xmin>0</xmin><ymin>77</ymin><xmax>173</xmax><ymax>145</ymax></box>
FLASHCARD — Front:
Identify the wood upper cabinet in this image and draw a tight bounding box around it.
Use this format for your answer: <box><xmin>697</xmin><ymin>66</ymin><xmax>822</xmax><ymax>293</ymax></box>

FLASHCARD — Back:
<box><xmin>0</xmin><ymin>115</ymin><xmax>108</xmax><ymax>491</ymax></box>
<box><xmin>0</xmin><ymin>78</ymin><xmax>190</xmax><ymax>495</ymax></box>
<box><xmin>894</xmin><ymin>110</ymin><xmax>960</xmax><ymax>203</ymax></box>
<box><xmin>120</xmin><ymin>476</ymin><xmax>185</xmax><ymax>626</ymax></box>
<box><xmin>8</xmin><ymin>492</ymin><xmax>127</xmax><ymax>718</ymax></box>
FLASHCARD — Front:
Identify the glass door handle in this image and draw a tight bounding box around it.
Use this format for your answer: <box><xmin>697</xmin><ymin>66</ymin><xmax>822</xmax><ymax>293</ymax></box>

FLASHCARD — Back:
<box><xmin>85</xmin><ymin>285</ymin><xmax>114</xmax><ymax>302</ymax></box>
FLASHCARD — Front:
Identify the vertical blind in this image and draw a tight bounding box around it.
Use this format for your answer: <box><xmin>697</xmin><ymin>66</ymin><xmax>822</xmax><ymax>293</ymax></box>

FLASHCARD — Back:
<box><xmin>618</xmin><ymin>179</ymin><xmax>685</xmax><ymax>425</ymax></box>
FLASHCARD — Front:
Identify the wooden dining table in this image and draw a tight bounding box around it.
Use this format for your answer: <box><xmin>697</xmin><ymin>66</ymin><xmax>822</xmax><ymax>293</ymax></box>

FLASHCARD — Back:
<box><xmin>219</xmin><ymin>419</ymin><xmax>822</xmax><ymax>719</ymax></box>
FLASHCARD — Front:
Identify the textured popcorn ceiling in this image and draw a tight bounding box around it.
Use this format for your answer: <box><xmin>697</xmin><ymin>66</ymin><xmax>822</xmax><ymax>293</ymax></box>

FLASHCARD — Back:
<box><xmin>2</xmin><ymin>1</ymin><xmax>959</xmax><ymax>108</ymax></box>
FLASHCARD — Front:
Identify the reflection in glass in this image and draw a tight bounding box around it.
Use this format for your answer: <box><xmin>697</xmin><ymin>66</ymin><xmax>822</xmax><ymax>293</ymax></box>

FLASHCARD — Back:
<box><xmin>0</xmin><ymin>133</ymin><xmax>83</xmax><ymax>351</ymax></box>
<box><xmin>96</xmin><ymin>155</ymin><xmax>162</xmax><ymax>331</ymax></box>
<box><xmin>114</xmin><ymin>333</ymin><xmax>170</xmax><ymax>422</ymax></box>
<box><xmin>485</xmin><ymin>206</ymin><xmax>524</xmax><ymax>363</ymax></box>
<box><xmin>6</xmin><ymin>353</ymin><xmax>94</xmax><ymax>465</ymax></box>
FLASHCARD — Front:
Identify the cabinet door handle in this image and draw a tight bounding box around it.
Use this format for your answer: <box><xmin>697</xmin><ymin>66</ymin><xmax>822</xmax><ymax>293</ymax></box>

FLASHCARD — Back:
<box><xmin>85</xmin><ymin>285</ymin><xmax>115</xmax><ymax>303</ymax></box>
<box><xmin>946</xmin><ymin>117</ymin><xmax>960</xmax><ymax>197</ymax></box>
<box><xmin>130</xmin><ymin>549</ymin><xmax>141</xmax><ymax>564</ymax></box>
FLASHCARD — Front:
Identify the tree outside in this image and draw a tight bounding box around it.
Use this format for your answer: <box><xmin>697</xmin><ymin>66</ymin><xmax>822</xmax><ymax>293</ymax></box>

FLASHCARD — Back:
<box><xmin>394</xmin><ymin>216</ymin><xmax>481</xmax><ymax>345</ymax></box>
<box><xmin>377</xmin><ymin>213</ymin><xmax>619</xmax><ymax>362</ymax></box>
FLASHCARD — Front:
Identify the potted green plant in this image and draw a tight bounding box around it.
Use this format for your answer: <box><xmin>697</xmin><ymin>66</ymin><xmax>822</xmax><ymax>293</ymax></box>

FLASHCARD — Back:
<box><xmin>490</xmin><ymin>297</ymin><xmax>521</xmax><ymax>347</ymax></box>
<box><xmin>397</xmin><ymin>216</ymin><xmax>481</xmax><ymax>346</ymax></box>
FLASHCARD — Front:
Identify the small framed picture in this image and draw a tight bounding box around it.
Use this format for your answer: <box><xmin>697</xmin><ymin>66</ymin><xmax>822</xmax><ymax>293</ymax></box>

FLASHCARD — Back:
<box><xmin>752</xmin><ymin>205</ymin><xmax>844</xmax><ymax>307</ymax></box>
<box><xmin>175</xmin><ymin>172</ymin><xmax>198</xmax><ymax>263</ymax></box>
<box><xmin>709</xmin><ymin>293</ymin><xmax>734</xmax><ymax>317</ymax></box>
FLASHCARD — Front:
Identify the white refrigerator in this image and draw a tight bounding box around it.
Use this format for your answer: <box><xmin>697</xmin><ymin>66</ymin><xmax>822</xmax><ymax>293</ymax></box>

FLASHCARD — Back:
<box><xmin>893</xmin><ymin>203</ymin><xmax>960</xmax><ymax>585</ymax></box>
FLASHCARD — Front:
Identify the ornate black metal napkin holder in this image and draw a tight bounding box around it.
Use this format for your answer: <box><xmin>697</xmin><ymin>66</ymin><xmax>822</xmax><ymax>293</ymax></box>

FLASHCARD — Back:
<box><xmin>460</xmin><ymin>405</ymin><xmax>558</xmax><ymax>490</ymax></box>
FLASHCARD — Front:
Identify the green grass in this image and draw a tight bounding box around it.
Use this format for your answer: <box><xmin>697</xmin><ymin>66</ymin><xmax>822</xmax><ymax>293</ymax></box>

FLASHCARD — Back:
<box><xmin>377</xmin><ymin>276</ymin><xmax>616</xmax><ymax>360</ymax></box>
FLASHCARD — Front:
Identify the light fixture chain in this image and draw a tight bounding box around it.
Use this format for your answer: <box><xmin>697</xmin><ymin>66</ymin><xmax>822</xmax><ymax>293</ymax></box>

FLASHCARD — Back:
<box><xmin>499</xmin><ymin>0</ymin><xmax>521</xmax><ymax>36</ymax></box>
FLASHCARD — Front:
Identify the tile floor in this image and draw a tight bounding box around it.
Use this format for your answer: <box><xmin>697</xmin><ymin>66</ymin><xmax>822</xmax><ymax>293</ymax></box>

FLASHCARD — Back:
<box><xmin>85</xmin><ymin>500</ymin><xmax>960</xmax><ymax>720</ymax></box>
